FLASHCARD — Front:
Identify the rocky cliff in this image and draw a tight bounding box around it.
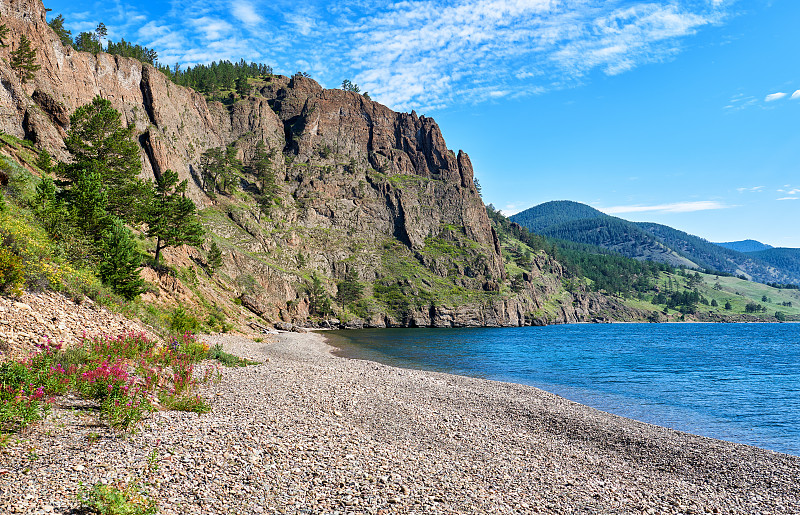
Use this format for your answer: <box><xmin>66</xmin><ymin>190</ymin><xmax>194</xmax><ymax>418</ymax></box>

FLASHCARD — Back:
<box><xmin>0</xmin><ymin>0</ymin><xmax>643</xmax><ymax>328</ymax></box>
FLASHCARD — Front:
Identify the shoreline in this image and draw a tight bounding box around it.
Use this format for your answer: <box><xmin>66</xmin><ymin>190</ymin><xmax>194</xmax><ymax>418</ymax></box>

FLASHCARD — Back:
<box><xmin>3</xmin><ymin>330</ymin><xmax>799</xmax><ymax>513</ymax></box>
<box><xmin>320</xmin><ymin>323</ymin><xmax>800</xmax><ymax>456</ymax></box>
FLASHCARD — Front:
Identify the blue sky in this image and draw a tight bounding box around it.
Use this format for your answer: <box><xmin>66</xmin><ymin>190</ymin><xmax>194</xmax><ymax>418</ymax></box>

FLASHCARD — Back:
<box><xmin>46</xmin><ymin>0</ymin><xmax>800</xmax><ymax>247</ymax></box>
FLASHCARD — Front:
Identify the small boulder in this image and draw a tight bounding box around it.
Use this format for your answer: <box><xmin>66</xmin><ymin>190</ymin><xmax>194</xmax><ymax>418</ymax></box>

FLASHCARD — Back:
<box><xmin>274</xmin><ymin>321</ymin><xmax>293</xmax><ymax>331</ymax></box>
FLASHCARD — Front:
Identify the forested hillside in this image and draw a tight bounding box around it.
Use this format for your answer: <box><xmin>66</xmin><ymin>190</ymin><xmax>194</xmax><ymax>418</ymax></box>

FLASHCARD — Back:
<box><xmin>510</xmin><ymin>201</ymin><xmax>696</xmax><ymax>268</ymax></box>
<box><xmin>512</xmin><ymin>201</ymin><xmax>800</xmax><ymax>287</ymax></box>
<box><xmin>749</xmin><ymin>248</ymin><xmax>800</xmax><ymax>283</ymax></box>
<box><xmin>716</xmin><ymin>240</ymin><xmax>773</xmax><ymax>253</ymax></box>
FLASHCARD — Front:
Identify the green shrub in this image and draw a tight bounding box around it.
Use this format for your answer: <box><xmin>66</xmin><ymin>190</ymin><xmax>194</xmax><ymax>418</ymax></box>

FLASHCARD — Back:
<box><xmin>169</xmin><ymin>306</ymin><xmax>199</xmax><ymax>334</ymax></box>
<box><xmin>159</xmin><ymin>393</ymin><xmax>211</xmax><ymax>413</ymax></box>
<box><xmin>0</xmin><ymin>246</ymin><xmax>24</xmax><ymax>296</ymax></box>
<box><xmin>0</xmin><ymin>362</ymin><xmax>50</xmax><ymax>432</ymax></box>
<box><xmin>206</xmin><ymin>343</ymin><xmax>258</xmax><ymax>367</ymax></box>
<box><xmin>78</xmin><ymin>481</ymin><xmax>157</xmax><ymax>515</ymax></box>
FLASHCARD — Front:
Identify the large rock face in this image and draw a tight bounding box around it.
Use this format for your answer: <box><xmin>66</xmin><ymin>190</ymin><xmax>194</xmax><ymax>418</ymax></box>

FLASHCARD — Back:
<box><xmin>0</xmin><ymin>0</ymin><xmax>283</xmax><ymax>205</ymax></box>
<box><xmin>0</xmin><ymin>0</ymin><xmax>641</xmax><ymax>327</ymax></box>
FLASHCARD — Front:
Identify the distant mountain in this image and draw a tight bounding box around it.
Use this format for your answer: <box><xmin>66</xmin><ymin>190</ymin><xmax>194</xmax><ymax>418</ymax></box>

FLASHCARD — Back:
<box><xmin>749</xmin><ymin>248</ymin><xmax>800</xmax><ymax>283</ymax></box>
<box><xmin>511</xmin><ymin>201</ymin><xmax>800</xmax><ymax>285</ymax></box>
<box><xmin>716</xmin><ymin>240</ymin><xmax>774</xmax><ymax>253</ymax></box>
<box><xmin>510</xmin><ymin>201</ymin><xmax>697</xmax><ymax>268</ymax></box>
<box><xmin>509</xmin><ymin>200</ymin><xmax>607</xmax><ymax>233</ymax></box>
<box><xmin>634</xmin><ymin>222</ymin><xmax>753</xmax><ymax>275</ymax></box>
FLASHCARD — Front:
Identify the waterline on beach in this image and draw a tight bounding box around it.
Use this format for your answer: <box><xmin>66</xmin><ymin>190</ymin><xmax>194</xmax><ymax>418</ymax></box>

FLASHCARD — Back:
<box><xmin>326</xmin><ymin>324</ymin><xmax>800</xmax><ymax>456</ymax></box>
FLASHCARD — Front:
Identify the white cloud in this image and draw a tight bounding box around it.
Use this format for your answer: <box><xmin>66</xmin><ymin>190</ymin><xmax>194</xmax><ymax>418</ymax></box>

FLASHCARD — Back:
<box><xmin>777</xmin><ymin>197</ymin><xmax>798</xmax><ymax>201</ymax></box>
<box><xmin>285</xmin><ymin>12</ymin><xmax>315</xmax><ymax>36</ymax></box>
<box><xmin>342</xmin><ymin>0</ymin><xmax>726</xmax><ymax>109</ymax></box>
<box><xmin>791</xmin><ymin>90</ymin><xmax>800</xmax><ymax>100</ymax></box>
<box><xmin>190</xmin><ymin>17</ymin><xmax>234</xmax><ymax>41</ymax></box>
<box><xmin>499</xmin><ymin>202</ymin><xmax>525</xmax><ymax>216</ymax></box>
<box><xmin>737</xmin><ymin>186</ymin><xmax>764</xmax><ymax>193</ymax></box>
<box><xmin>600</xmin><ymin>201</ymin><xmax>728</xmax><ymax>214</ymax></box>
<box><xmin>231</xmin><ymin>1</ymin><xmax>262</xmax><ymax>25</ymax></box>
<box><xmin>765</xmin><ymin>92</ymin><xmax>787</xmax><ymax>102</ymax></box>
<box><xmin>138</xmin><ymin>21</ymin><xmax>170</xmax><ymax>39</ymax></box>
<box><xmin>51</xmin><ymin>0</ymin><xmax>734</xmax><ymax>111</ymax></box>
<box><xmin>724</xmin><ymin>93</ymin><xmax>758</xmax><ymax>111</ymax></box>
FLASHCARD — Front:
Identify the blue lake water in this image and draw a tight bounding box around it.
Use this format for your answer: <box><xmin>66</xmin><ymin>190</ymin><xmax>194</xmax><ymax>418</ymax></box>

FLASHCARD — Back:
<box><xmin>326</xmin><ymin>323</ymin><xmax>800</xmax><ymax>456</ymax></box>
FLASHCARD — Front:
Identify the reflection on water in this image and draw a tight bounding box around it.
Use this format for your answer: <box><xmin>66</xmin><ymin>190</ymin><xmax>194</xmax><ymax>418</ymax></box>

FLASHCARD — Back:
<box><xmin>327</xmin><ymin>324</ymin><xmax>800</xmax><ymax>456</ymax></box>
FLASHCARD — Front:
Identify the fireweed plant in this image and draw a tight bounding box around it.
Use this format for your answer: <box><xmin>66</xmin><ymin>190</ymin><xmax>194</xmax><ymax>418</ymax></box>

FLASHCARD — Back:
<box><xmin>0</xmin><ymin>331</ymin><xmax>226</xmax><ymax>433</ymax></box>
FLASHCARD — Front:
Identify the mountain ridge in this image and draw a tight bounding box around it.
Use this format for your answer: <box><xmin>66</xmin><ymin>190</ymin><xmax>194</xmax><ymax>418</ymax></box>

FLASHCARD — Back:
<box><xmin>716</xmin><ymin>240</ymin><xmax>774</xmax><ymax>253</ymax></box>
<box><xmin>511</xmin><ymin>201</ymin><xmax>800</xmax><ymax>286</ymax></box>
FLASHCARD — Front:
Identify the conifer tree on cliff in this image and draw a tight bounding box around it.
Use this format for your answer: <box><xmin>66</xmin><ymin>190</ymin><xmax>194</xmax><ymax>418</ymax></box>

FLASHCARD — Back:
<box><xmin>145</xmin><ymin>169</ymin><xmax>204</xmax><ymax>267</ymax></box>
<box><xmin>48</xmin><ymin>15</ymin><xmax>72</xmax><ymax>48</ymax></box>
<box><xmin>0</xmin><ymin>24</ymin><xmax>9</xmax><ymax>48</ymax></box>
<box><xmin>64</xmin><ymin>96</ymin><xmax>145</xmax><ymax>220</ymax></box>
<box><xmin>250</xmin><ymin>141</ymin><xmax>277</xmax><ymax>219</ymax></box>
<box><xmin>10</xmin><ymin>35</ymin><xmax>41</xmax><ymax>83</ymax></box>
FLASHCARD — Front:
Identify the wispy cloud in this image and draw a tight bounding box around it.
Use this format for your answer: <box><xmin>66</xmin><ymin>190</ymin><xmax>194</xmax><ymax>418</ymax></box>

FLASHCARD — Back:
<box><xmin>765</xmin><ymin>92</ymin><xmax>787</xmax><ymax>102</ymax></box>
<box><xmin>724</xmin><ymin>93</ymin><xmax>758</xmax><ymax>111</ymax></box>
<box><xmin>737</xmin><ymin>186</ymin><xmax>764</xmax><ymax>193</ymax></box>
<box><xmin>600</xmin><ymin>200</ymin><xmax>728</xmax><ymax>214</ymax></box>
<box><xmin>189</xmin><ymin>16</ymin><xmax>234</xmax><ymax>41</ymax></box>
<box><xmin>345</xmin><ymin>1</ymin><xmax>724</xmax><ymax>110</ymax></box>
<box><xmin>231</xmin><ymin>1</ymin><xmax>263</xmax><ymax>25</ymax></box>
<box><xmin>729</xmin><ymin>88</ymin><xmax>800</xmax><ymax>110</ymax></box>
<box><xmin>777</xmin><ymin>197</ymin><xmax>798</xmax><ymax>201</ymax></box>
<box><xmin>499</xmin><ymin>202</ymin><xmax>526</xmax><ymax>216</ymax></box>
<box><xmin>51</xmin><ymin>0</ymin><xmax>733</xmax><ymax>111</ymax></box>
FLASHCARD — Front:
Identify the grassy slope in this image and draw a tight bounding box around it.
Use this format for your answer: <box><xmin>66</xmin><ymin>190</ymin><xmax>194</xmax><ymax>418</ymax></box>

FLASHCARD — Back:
<box><xmin>620</xmin><ymin>271</ymin><xmax>800</xmax><ymax>321</ymax></box>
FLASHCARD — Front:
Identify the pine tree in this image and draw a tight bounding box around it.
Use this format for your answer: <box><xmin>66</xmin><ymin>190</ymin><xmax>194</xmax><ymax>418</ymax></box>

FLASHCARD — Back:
<box><xmin>218</xmin><ymin>144</ymin><xmax>241</xmax><ymax>194</ymax></box>
<box><xmin>0</xmin><ymin>24</ymin><xmax>9</xmax><ymax>48</ymax></box>
<box><xmin>35</xmin><ymin>149</ymin><xmax>53</xmax><ymax>174</ymax></box>
<box><xmin>94</xmin><ymin>23</ymin><xmax>107</xmax><ymax>44</ymax></box>
<box><xmin>250</xmin><ymin>141</ymin><xmax>277</xmax><ymax>218</ymax></box>
<box><xmin>31</xmin><ymin>176</ymin><xmax>68</xmax><ymax>237</ymax></box>
<box><xmin>200</xmin><ymin>144</ymin><xmax>241</xmax><ymax>196</ymax></box>
<box><xmin>306</xmin><ymin>273</ymin><xmax>332</xmax><ymax>316</ymax></box>
<box><xmin>145</xmin><ymin>170</ymin><xmax>204</xmax><ymax>266</ymax></box>
<box><xmin>74</xmin><ymin>31</ymin><xmax>101</xmax><ymax>54</ymax></box>
<box><xmin>235</xmin><ymin>75</ymin><xmax>249</xmax><ymax>97</ymax></box>
<box><xmin>48</xmin><ymin>14</ymin><xmax>72</xmax><ymax>47</ymax></box>
<box><xmin>98</xmin><ymin>218</ymin><xmax>145</xmax><ymax>300</ymax></box>
<box><xmin>207</xmin><ymin>241</ymin><xmax>222</xmax><ymax>273</ymax></box>
<box><xmin>64</xmin><ymin>96</ymin><xmax>144</xmax><ymax>220</ymax></box>
<box><xmin>336</xmin><ymin>269</ymin><xmax>363</xmax><ymax>305</ymax></box>
<box><xmin>69</xmin><ymin>169</ymin><xmax>110</xmax><ymax>241</ymax></box>
<box><xmin>199</xmin><ymin>147</ymin><xmax>224</xmax><ymax>195</ymax></box>
<box><xmin>10</xmin><ymin>34</ymin><xmax>41</xmax><ymax>83</ymax></box>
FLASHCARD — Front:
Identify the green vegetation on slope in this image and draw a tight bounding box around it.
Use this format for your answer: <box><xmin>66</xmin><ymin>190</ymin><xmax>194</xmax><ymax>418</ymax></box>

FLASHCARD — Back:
<box><xmin>716</xmin><ymin>239</ymin><xmax>773</xmax><ymax>253</ymax></box>
<box><xmin>512</xmin><ymin>200</ymin><xmax>800</xmax><ymax>286</ymax></box>
<box><xmin>510</xmin><ymin>201</ymin><xmax>696</xmax><ymax>268</ymax></box>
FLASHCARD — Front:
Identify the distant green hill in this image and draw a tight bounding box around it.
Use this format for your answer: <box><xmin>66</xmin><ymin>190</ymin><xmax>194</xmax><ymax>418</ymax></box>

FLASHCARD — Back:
<box><xmin>716</xmin><ymin>240</ymin><xmax>773</xmax><ymax>253</ymax></box>
<box><xmin>634</xmin><ymin>222</ymin><xmax>750</xmax><ymax>273</ymax></box>
<box><xmin>510</xmin><ymin>201</ymin><xmax>696</xmax><ymax>268</ymax></box>
<box><xmin>509</xmin><ymin>200</ymin><xmax>606</xmax><ymax>233</ymax></box>
<box><xmin>749</xmin><ymin>248</ymin><xmax>800</xmax><ymax>282</ymax></box>
<box><xmin>511</xmin><ymin>201</ymin><xmax>800</xmax><ymax>286</ymax></box>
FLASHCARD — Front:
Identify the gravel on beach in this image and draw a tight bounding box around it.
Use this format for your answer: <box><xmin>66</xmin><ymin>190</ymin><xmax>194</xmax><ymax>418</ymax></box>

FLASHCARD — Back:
<box><xmin>1</xmin><ymin>331</ymin><xmax>798</xmax><ymax>514</ymax></box>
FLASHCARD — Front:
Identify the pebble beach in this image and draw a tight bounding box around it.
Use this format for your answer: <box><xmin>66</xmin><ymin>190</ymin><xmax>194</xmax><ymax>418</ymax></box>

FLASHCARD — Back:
<box><xmin>2</xmin><ymin>330</ymin><xmax>799</xmax><ymax>514</ymax></box>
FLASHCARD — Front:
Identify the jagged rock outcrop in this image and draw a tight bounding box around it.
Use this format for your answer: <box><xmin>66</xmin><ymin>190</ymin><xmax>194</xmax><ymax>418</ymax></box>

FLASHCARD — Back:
<box><xmin>0</xmin><ymin>0</ymin><xmax>284</xmax><ymax>205</ymax></box>
<box><xmin>0</xmin><ymin>0</ymin><xmax>645</xmax><ymax>328</ymax></box>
